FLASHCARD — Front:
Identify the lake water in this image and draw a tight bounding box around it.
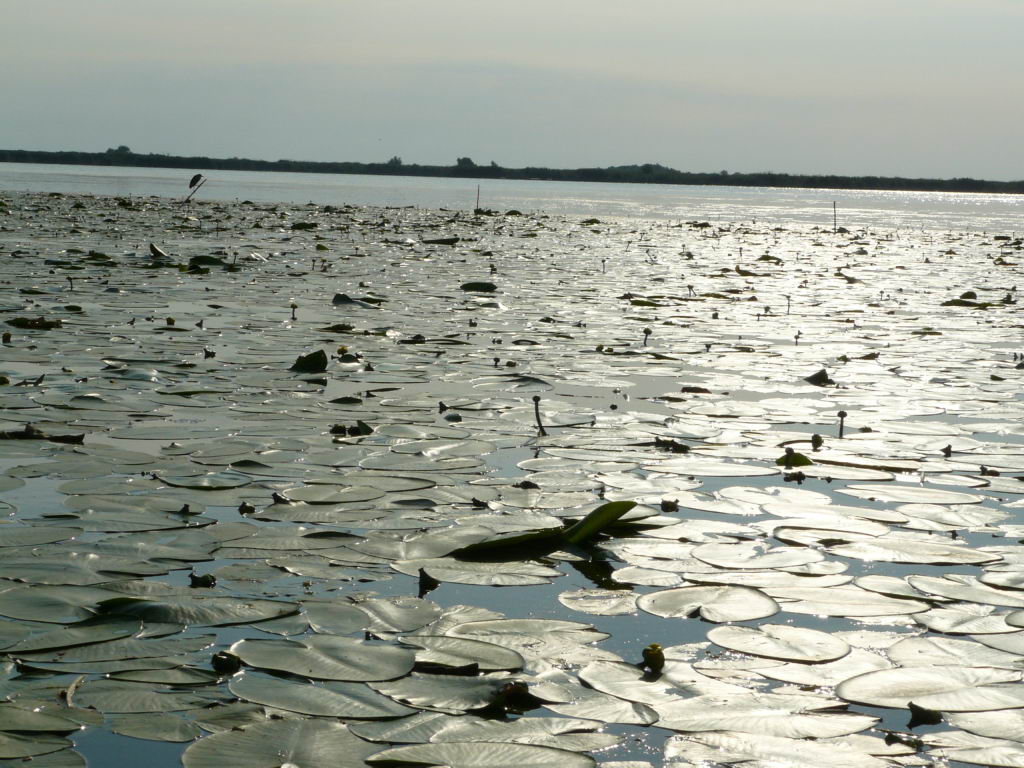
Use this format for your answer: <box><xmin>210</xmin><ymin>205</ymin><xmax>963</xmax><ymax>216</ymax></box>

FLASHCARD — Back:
<box><xmin>1</xmin><ymin>161</ymin><xmax>1022</xmax><ymax>233</ymax></box>
<box><xmin>1</xmin><ymin>169</ymin><xmax>1022</xmax><ymax>768</ymax></box>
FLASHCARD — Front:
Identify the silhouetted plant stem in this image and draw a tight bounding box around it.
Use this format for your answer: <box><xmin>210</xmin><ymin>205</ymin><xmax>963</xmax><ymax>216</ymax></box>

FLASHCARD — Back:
<box><xmin>532</xmin><ymin>395</ymin><xmax>548</xmax><ymax>437</ymax></box>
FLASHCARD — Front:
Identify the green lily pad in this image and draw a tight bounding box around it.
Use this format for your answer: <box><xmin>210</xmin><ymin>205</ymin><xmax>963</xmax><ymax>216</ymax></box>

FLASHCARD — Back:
<box><xmin>638</xmin><ymin>585</ymin><xmax>779</xmax><ymax>623</ymax></box>
<box><xmin>230</xmin><ymin>635</ymin><xmax>415</xmax><ymax>681</ymax></box>
<box><xmin>182</xmin><ymin>720</ymin><xmax>381</xmax><ymax>768</ymax></box>
<box><xmin>367</xmin><ymin>741</ymin><xmax>595</xmax><ymax>768</ymax></box>
<box><xmin>229</xmin><ymin>672</ymin><xmax>416</xmax><ymax>718</ymax></box>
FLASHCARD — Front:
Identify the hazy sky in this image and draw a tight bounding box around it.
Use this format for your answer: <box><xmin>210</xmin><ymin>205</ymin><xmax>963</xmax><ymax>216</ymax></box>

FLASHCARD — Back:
<box><xmin>3</xmin><ymin>0</ymin><xmax>1022</xmax><ymax>179</ymax></box>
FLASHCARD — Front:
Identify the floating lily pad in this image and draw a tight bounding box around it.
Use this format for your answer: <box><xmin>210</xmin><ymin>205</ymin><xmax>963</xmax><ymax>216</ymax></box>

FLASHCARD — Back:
<box><xmin>399</xmin><ymin>634</ymin><xmax>525</xmax><ymax>671</ymax></box>
<box><xmin>95</xmin><ymin>596</ymin><xmax>298</xmax><ymax>626</ymax></box>
<box><xmin>835</xmin><ymin>665</ymin><xmax>1021</xmax><ymax>708</ymax></box>
<box><xmin>230</xmin><ymin>635</ymin><xmax>415</xmax><ymax>681</ymax></box>
<box><xmin>182</xmin><ymin>720</ymin><xmax>381</xmax><ymax>768</ymax></box>
<box><xmin>638</xmin><ymin>585</ymin><xmax>779</xmax><ymax>623</ymax></box>
<box><xmin>707</xmin><ymin>624</ymin><xmax>851</xmax><ymax>663</ymax></box>
<box><xmin>229</xmin><ymin>672</ymin><xmax>416</xmax><ymax>718</ymax></box>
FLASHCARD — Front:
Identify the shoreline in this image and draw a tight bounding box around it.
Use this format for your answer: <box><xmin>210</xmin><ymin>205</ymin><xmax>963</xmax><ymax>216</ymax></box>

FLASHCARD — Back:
<box><xmin>3</xmin><ymin>148</ymin><xmax>1023</xmax><ymax>196</ymax></box>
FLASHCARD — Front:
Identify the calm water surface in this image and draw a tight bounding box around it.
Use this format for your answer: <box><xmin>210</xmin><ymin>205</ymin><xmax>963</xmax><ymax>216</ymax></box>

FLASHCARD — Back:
<box><xmin>1</xmin><ymin>161</ymin><xmax>1021</xmax><ymax>232</ymax></box>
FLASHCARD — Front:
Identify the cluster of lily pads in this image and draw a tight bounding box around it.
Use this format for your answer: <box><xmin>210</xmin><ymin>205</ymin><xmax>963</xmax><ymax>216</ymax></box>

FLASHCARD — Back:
<box><xmin>0</xmin><ymin>189</ymin><xmax>1023</xmax><ymax>767</ymax></box>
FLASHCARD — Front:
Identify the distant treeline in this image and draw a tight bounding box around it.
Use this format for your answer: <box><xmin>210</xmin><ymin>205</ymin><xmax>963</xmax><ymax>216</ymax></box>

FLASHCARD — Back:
<box><xmin>2</xmin><ymin>147</ymin><xmax>1022</xmax><ymax>195</ymax></box>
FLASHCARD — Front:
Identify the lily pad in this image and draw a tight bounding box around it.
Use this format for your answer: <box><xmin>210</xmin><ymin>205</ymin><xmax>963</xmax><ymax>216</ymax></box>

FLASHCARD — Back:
<box><xmin>707</xmin><ymin>624</ymin><xmax>851</xmax><ymax>663</ymax></box>
<box><xmin>230</xmin><ymin>635</ymin><xmax>415</xmax><ymax>681</ymax></box>
<box><xmin>367</xmin><ymin>741</ymin><xmax>595</xmax><ymax>768</ymax></box>
<box><xmin>638</xmin><ymin>585</ymin><xmax>779</xmax><ymax>623</ymax></box>
<box><xmin>182</xmin><ymin>719</ymin><xmax>381</xmax><ymax>768</ymax></box>
<box><xmin>229</xmin><ymin>672</ymin><xmax>416</xmax><ymax>718</ymax></box>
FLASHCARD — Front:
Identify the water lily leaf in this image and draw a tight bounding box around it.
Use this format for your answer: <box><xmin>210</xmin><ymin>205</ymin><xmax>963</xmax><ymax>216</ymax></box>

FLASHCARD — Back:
<box><xmin>982</xmin><ymin>570</ymin><xmax>1024</xmax><ymax>591</ymax></box>
<box><xmin>914</xmin><ymin>604</ymin><xmax>1020</xmax><ymax>634</ymax></box>
<box><xmin>0</xmin><ymin>704</ymin><xmax>80</xmax><ymax>732</ymax></box>
<box><xmin>666</xmin><ymin>730</ymin><xmax>891</xmax><ymax>768</ymax></box>
<box><xmin>359</xmin><ymin>454</ymin><xmax>484</xmax><ymax>472</ymax></box>
<box><xmin>928</xmin><ymin>742</ymin><xmax>1024</xmax><ymax>768</ymax></box>
<box><xmin>762</xmin><ymin>500</ymin><xmax>908</xmax><ymax>524</ymax></box>
<box><xmin>428</xmin><ymin>715</ymin><xmax>614</xmax><ymax>750</ymax></box>
<box><xmin>835</xmin><ymin>665</ymin><xmax>1021</xmax><ymax>708</ymax></box>
<box><xmin>3</xmin><ymin>618</ymin><xmax>141</xmax><ymax>653</ymax></box>
<box><xmin>578</xmin><ymin>660</ymin><xmax>728</xmax><ymax>705</ymax></box>
<box><xmin>73</xmin><ymin>679</ymin><xmax>226</xmax><ymax>713</ymax></box>
<box><xmin>975</xmin><ymin>631</ymin><xmax>1024</xmax><ymax>655</ymax></box>
<box><xmin>367</xmin><ymin>672</ymin><xmax>514</xmax><ymax>713</ymax></box>
<box><xmin>391</xmin><ymin>438</ymin><xmax>497</xmax><ymax>459</ymax></box>
<box><xmin>638</xmin><ymin>585</ymin><xmax>779</xmax><ymax>623</ymax></box>
<box><xmin>899</xmin><ymin>502</ymin><xmax>1008</xmax><ymax>530</ymax></box>
<box><xmin>915</xmin><ymin>683</ymin><xmax>1024</xmax><ymax>712</ymax></box>
<box><xmin>764</xmin><ymin>585</ymin><xmax>930</xmax><ymax>617</ymax></box>
<box><xmin>829</xmin><ymin>537</ymin><xmax>1000</xmax><ymax>565</ymax></box>
<box><xmin>280</xmin><ymin>485</ymin><xmax>385</xmax><ymax>504</ymax></box>
<box><xmin>303</xmin><ymin>600</ymin><xmax>370</xmax><ymax>635</ymax></box>
<box><xmin>265</xmin><ymin>556</ymin><xmax>366</xmax><ymax>582</ymax></box>
<box><xmin>545</xmin><ymin>686</ymin><xmax>659</xmax><ymax>725</ymax></box>
<box><xmin>184</xmin><ymin>701</ymin><xmax>268</xmax><ymax>734</ymax></box>
<box><xmin>0</xmin><ymin>585</ymin><xmax>120</xmax><ymax>623</ymax></box>
<box><xmin>907</xmin><ymin>574</ymin><xmax>1024</xmax><ymax>608</ymax></box>
<box><xmin>354</xmin><ymin>596</ymin><xmax>442</xmax><ymax>633</ymax></box>
<box><xmin>889</xmin><ymin>635</ymin><xmax>1024</xmax><ymax>669</ymax></box>
<box><xmin>0</xmin><ymin>551</ymin><xmax>166</xmax><ymax>585</ymax></box>
<box><xmin>498</xmin><ymin>489</ymin><xmax>597</xmax><ymax>510</ymax></box>
<box><xmin>95</xmin><ymin>596</ymin><xmax>298</xmax><ymax>626</ymax></box>
<box><xmin>562</xmin><ymin>500</ymin><xmax>637</xmax><ymax>544</ymax></box>
<box><xmin>392</xmin><ymin>557</ymin><xmax>561</xmax><ymax>586</ymax></box>
<box><xmin>652</xmin><ymin>459</ymin><xmax>778</xmax><ymax>477</ymax></box>
<box><xmin>229</xmin><ymin>672</ymin><xmax>416</xmax><ymax>718</ymax></box>
<box><xmin>692</xmin><ymin>541</ymin><xmax>824</xmax><ymax>570</ymax></box>
<box><xmin>107</xmin><ymin>712</ymin><xmax>203</xmax><ymax>742</ymax></box>
<box><xmin>158</xmin><ymin>472</ymin><xmax>251</xmax><ymax>490</ymax></box>
<box><xmin>347</xmin><ymin>710</ymin><xmax>475</xmax><ymax>744</ymax></box>
<box><xmin>348</xmin><ymin>529</ymin><xmax>492</xmax><ymax>561</ymax></box>
<box><xmin>0</xmin><ymin>747</ymin><xmax>84</xmax><ymax>766</ymax></box>
<box><xmin>681</xmin><ymin>569</ymin><xmax>851</xmax><ymax>590</ymax></box>
<box><xmin>445</xmin><ymin>619</ymin><xmax>611</xmax><ymax>663</ymax></box>
<box><xmin>110</xmin><ymin>667</ymin><xmax>219</xmax><ymax>685</ymax></box>
<box><xmin>399</xmin><ymin>634</ymin><xmax>525</xmax><ymax>671</ymax></box>
<box><xmin>655</xmin><ymin>692</ymin><xmax>878</xmax><ymax>739</ymax></box>
<box><xmin>181</xmin><ymin>720</ymin><xmax>381</xmax><ymax>768</ymax></box>
<box><xmin>837</xmin><ymin>484</ymin><xmax>984</xmax><ymax>505</ymax></box>
<box><xmin>0</xmin><ymin>527</ymin><xmax>82</xmax><ymax>547</ymax></box>
<box><xmin>367</xmin><ymin>741</ymin><xmax>595</xmax><ymax>768</ymax></box>
<box><xmin>611</xmin><ymin>565</ymin><xmax>685</xmax><ymax>587</ymax></box>
<box><xmin>0</xmin><ymin>733</ymin><xmax>71</xmax><ymax>760</ymax></box>
<box><xmin>557</xmin><ymin>589</ymin><xmax>638</xmax><ymax>616</ymax></box>
<box><xmin>854</xmin><ymin>574</ymin><xmax>934</xmax><ymax>601</ymax></box>
<box><xmin>947</xmin><ymin>709</ymin><xmax>1024</xmax><ymax>744</ymax></box>
<box><xmin>758</xmin><ymin>647</ymin><xmax>893</xmax><ymax>687</ymax></box>
<box><xmin>230</xmin><ymin>635</ymin><xmax>415</xmax><ymax>681</ymax></box>
<box><xmin>707</xmin><ymin>624</ymin><xmax>851</xmax><ymax>663</ymax></box>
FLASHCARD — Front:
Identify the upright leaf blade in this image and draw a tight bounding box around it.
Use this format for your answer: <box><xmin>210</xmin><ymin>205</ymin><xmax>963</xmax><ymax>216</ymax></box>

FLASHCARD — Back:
<box><xmin>562</xmin><ymin>501</ymin><xmax>637</xmax><ymax>545</ymax></box>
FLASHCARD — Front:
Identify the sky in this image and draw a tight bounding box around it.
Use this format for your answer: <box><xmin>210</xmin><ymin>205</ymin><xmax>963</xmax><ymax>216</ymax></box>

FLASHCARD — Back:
<box><xmin>3</xmin><ymin>0</ymin><xmax>1022</xmax><ymax>180</ymax></box>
